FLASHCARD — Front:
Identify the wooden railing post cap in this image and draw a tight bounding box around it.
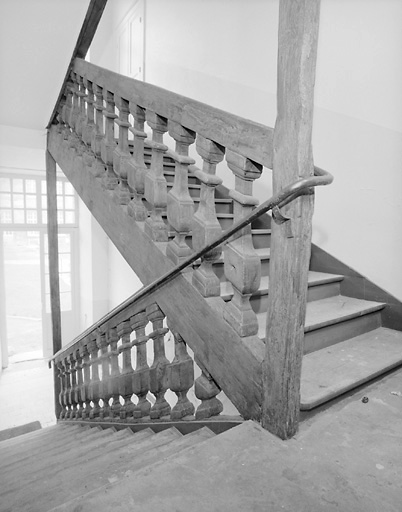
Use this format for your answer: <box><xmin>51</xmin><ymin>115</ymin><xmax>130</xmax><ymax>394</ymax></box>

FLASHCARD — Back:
<box><xmin>146</xmin><ymin>111</ymin><xmax>168</xmax><ymax>131</ymax></box>
<box><xmin>97</xmin><ymin>331</ymin><xmax>107</xmax><ymax>349</ymax></box>
<box><xmin>146</xmin><ymin>303</ymin><xmax>164</xmax><ymax>321</ymax></box>
<box><xmin>78</xmin><ymin>343</ymin><xmax>89</xmax><ymax>358</ymax></box>
<box><xmin>226</xmin><ymin>150</ymin><xmax>263</xmax><ymax>180</ymax></box>
<box><xmin>196</xmin><ymin>135</ymin><xmax>225</xmax><ymax>163</ymax></box>
<box><xmin>117</xmin><ymin>320</ymin><xmax>131</xmax><ymax>337</ymax></box>
<box><xmin>168</xmin><ymin>120</ymin><xmax>196</xmax><ymax>143</ymax></box>
<box><xmin>87</xmin><ymin>337</ymin><xmax>98</xmax><ymax>353</ymax></box>
<box><xmin>130</xmin><ymin>311</ymin><xmax>147</xmax><ymax>330</ymax></box>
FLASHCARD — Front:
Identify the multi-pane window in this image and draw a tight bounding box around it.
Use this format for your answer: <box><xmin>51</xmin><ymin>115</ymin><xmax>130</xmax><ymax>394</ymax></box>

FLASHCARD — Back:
<box><xmin>0</xmin><ymin>175</ymin><xmax>77</xmax><ymax>227</ymax></box>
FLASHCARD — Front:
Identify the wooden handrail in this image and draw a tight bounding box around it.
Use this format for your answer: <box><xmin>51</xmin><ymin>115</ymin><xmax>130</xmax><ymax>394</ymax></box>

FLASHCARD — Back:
<box><xmin>50</xmin><ymin>165</ymin><xmax>332</xmax><ymax>364</ymax></box>
<box><xmin>70</xmin><ymin>58</ymin><xmax>275</xmax><ymax>169</ymax></box>
<box><xmin>46</xmin><ymin>0</ymin><xmax>108</xmax><ymax>129</ymax></box>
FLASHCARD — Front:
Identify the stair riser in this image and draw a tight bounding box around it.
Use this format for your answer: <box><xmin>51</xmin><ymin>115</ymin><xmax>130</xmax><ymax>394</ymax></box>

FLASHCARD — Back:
<box><xmin>222</xmin><ymin>281</ymin><xmax>342</xmax><ymax>314</ymax></box>
<box><xmin>251</xmin><ymin>232</ymin><xmax>271</xmax><ymax>249</ymax></box>
<box><xmin>166</xmin><ymin>182</ymin><xmax>201</xmax><ymax>198</ymax></box>
<box><xmin>304</xmin><ymin>311</ymin><xmax>382</xmax><ymax>354</ymax></box>
<box><xmin>251</xmin><ymin>281</ymin><xmax>342</xmax><ymax>314</ymax></box>
<box><xmin>164</xmin><ymin>172</ymin><xmax>200</xmax><ymax>185</ymax></box>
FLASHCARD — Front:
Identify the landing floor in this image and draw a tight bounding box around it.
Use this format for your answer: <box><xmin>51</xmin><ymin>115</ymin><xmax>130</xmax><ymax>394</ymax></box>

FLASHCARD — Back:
<box><xmin>96</xmin><ymin>368</ymin><xmax>402</xmax><ymax>512</ymax></box>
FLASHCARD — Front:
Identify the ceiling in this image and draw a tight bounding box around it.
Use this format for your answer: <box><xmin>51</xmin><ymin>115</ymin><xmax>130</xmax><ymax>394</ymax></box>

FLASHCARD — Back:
<box><xmin>0</xmin><ymin>0</ymin><xmax>90</xmax><ymax>132</ymax></box>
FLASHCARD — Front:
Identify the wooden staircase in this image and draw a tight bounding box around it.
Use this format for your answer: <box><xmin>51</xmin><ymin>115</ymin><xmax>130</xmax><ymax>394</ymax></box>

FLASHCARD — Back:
<box><xmin>160</xmin><ymin>151</ymin><xmax>402</xmax><ymax>412</ymax></box>
<box><xmin>43</xmin><ymin>0</ymin><xmax>402</xmax><ymax>439</ymax></box>
<box><xmin>0</xmin><ymin>423</ymin><xmax>218</xmax><ymax>512</ymax></box>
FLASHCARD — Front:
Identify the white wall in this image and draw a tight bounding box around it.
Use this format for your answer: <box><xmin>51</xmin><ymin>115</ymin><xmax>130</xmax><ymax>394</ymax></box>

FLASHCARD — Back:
<box><xmin>90</xmin><ymin>0</ymin><xmax>402</xmax><ymax>301</ymax></box>
<box><xmin>312</xmin><ymin>0</ymin><xmax>402</xmax><ymax>300</ymax></box>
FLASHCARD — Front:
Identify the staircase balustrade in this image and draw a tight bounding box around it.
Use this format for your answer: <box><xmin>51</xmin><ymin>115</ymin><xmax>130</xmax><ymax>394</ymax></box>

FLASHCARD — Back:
<box><xmin>53</xmin><ymin>298</ymin><xmax>225</xmax><ymax>425</ymax></box>
<box><xmin>55</xmin><ymin>58</ymin><xmax>271</xmax><ymax>339</ymax></box>
<box><xmin>48</xmin><ymin>11</ymin><xmax>330</xmax><ymax>435</ymax></box>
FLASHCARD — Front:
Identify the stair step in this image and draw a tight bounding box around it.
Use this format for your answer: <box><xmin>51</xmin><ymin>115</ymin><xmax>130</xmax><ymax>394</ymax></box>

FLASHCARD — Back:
<box><xmin>221</xmin><ymin>271</ymin><xmax>344</xmax><ymax>313</ymax></box>
<box><xmin>257</xmin><ymin>295</ymin><xmax>385</xmax><ymax>353</ymax></box>
<box><xmin>301</xmin><ymin>327</ymin><xmax>402</xmax><ymax>410</ymax></box>
<box><xmin>0</xmin><ymin>424</ymin><xmax>89</xmax><ymax>467</ymax></box>
<box><xmin>251</xmin><ymin>228</ymin><xmax>271</xmax><ymax>249</ymax></box>
<box><xmin>46</xmin><ymin>427</ymin><xmax>216</xmax><ymax>512</ymax></box>
<box><xmin>0</xmin><ymin>427</ymin><xmax>118</xmax><ymax>486</ymax></box>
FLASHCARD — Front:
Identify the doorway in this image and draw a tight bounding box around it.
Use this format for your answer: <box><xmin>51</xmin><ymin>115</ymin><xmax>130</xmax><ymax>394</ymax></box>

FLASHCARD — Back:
<box><xmin>0</xmin><ymin>171</ymin><xmax>79</xmax><ymax>367</ymax></box>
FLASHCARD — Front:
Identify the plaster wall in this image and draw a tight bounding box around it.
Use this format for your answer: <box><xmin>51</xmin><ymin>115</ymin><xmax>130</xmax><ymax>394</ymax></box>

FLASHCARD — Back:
<box><xmin>92</xmin><ymin>0</ymin><xmax>402</xmax><ymax>301</ymax></box>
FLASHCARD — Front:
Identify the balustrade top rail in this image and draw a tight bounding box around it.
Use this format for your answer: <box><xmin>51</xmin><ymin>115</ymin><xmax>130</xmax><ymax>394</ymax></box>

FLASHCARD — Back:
<box><xmin>72</xmin><ymin>58</ymin><xmax>274</xmax><ymax>169</ymax></box>
<box><xmin>50</xmin><ymin>165</ymin><xmax>332</xmax><ymax>365</ymax></box>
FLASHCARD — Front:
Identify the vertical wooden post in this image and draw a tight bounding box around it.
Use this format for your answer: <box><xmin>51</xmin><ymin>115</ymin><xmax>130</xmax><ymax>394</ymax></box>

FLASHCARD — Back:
<box><xmin>46</xmin><ymin>144</ymin><xmax>63</xmax><ymax>420</ymax></box>
<box><xmin>261</xmin><ymin>0</ymin><xmax>321</xmax><ymax>439</ymax></box>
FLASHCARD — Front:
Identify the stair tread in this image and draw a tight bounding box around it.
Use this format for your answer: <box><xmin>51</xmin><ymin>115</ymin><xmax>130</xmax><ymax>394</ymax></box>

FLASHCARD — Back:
<box><xmin>214</xmin><ymin>247</ymin><xmax>270</xmax><ymax>267</ymax></box>
<box><xmin>220</xmin><ymin>271</ymin><xmax>344</xmax><ymax>299</ymax></box>
<box><xmin>301</xmin><ymin>327</ymin><xmax>402</xmax><ymax>410</ymax></box>
<box><xmin>257</xmin><ymin>295</ymin><xmax>385</xmax><ymax>339</ymax></box>
<box><xmin>45</xmin><ymin>427</ymin><xmax>216</xmax><ymax>512</ymax></box>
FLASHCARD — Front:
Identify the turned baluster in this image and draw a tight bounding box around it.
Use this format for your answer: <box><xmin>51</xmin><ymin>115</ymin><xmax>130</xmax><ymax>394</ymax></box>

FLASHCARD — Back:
<box><xmin>192</xmin><ymin>136</ymin><xmax>225</xmax><ymax>296</ymax></box>
<box><xmin>88</xmin><ymin>336</ymin><xmax>101</xmax><ymax>419</ymax></box>
<box><xmin>127</xmin><ymin>104</ymin><xmax>148</xmax><ymax>221</ymax></box>
<box><xmin>82</xmin><ymin>79</ymin><xmax>95</xmax><ymax>147</ymax></box>
<box><xmin>166</xmin><ymin>121</ymin><xmax>196</xmax><ymax>266</ymax></box>
<box><xmin>74</xmin><ymin>349</ymin><xmax>84</xmax><ymax>419</ymax></box>
<box><xmin>144</xmin><ymin>112</ymin><xmax>169</xmax><ymax>240</ymax></box>
<box><xmin>223</xmin><ymin>151</ymin><xmax>262</xmax><ymax>337</ymax></box>
<box><xmin>167</xmin><ymin>327</ymin><xmax>195</xmax><ymax>420</ymax></box>
<box><xmin>75</xmin><ymin>74</ymin><xmax>86</xmax><ymax>140</ymax></box>
<box><xmin>56</xmin><ymin>98</ymin><xmax>66</xmax><ymax>137</ymax></box>
<box><xmin>62</xmin><ymin>82</ymin><xmax>73</xmax><ymax>136</ymax></box>
<box><xmin>68</xmin><ymin>72</ymin><xmax>80</xmax><ymax>135</ymax></box>
<box><xmin>113</xmin><ymin>96</ymin><xmax>132</xmax><ymax>205</ymax></box>
<box><xmin>80</xmin><ymin>344</ymin><xmax>92</xmax><ymax>419</ymax></box>
<box><xmin>117</xmin><ymin>321</ymin><xmax>135</xmax><ymax>420</ymax></box>
<box><xmin>147</xmin><ymin>303</ymin><xmax>171</xmax><ymax>419</ymax></box>
<box><xmin>108</xmin><ymin>327</ymin><xmax>122</xmax><ymax>419</ymax></box>
<box><xmin>130</xmin><ymin>311</ymin><xmax>151</xmax><ymax>418</ymax></box>
<box><xmin>100</xmin><ymin>89</ymin><xmax>118</xmax><ymax>190</ymax></box>
<box><xmin>91</xmin><ymin>83</ymin><xmax>106</xmax><ymax>178</ymax></box>
<box><xmin>195</xmin><ymin>367</ymin><xmax>223</xmax><ymax>420</ymax></box>
<box><xmin>56</xmin><ymin>361</ymin><xmax>67</xmax><ymax>419</ymax></box>
<box><xmin>67</xmin><ymin>352</ymin><xmax>78</xmax><ymax>419</ymax></box>
<box><xmin>98</xmin><ymin>331</ymin><xmax>111</xmax><ymax>419</ymax></box>
<box><xmin>62</xmin><ymin>357</ymin><xmax>72</xmax><ymax>419</ymax></box>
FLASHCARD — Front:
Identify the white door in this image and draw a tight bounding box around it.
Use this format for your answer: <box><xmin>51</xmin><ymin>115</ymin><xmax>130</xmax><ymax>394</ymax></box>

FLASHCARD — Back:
<box><xmin>117</xmin><ymin>0</ymin><xmax>145</xmax><ymax>81</ymax></box>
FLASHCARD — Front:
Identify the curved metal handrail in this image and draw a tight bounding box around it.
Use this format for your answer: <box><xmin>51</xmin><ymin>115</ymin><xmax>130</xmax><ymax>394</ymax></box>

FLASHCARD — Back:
<box><xmin>50</xmin><ymin>166</ymin><xmax>333</xmax><ymax>362</ymax></box>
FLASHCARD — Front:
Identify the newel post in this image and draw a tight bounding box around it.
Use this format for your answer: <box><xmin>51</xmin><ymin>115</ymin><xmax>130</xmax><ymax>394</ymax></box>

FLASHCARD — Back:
<box><xmin>46</xmin><ymin>142</ymin><xmax>63</xmax><ymax>419</ymax></box>
<box><xmin>261</xmin><ymin>0</ymin><xmax>321</xmax><ymax>439</ymax></box>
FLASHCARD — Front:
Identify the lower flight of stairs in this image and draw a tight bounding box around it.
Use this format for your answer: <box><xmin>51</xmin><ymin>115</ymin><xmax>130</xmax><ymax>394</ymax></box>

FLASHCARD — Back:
<box><xmin>0</xmin><ymin>423</ymin><xmax>217</xmax><ymax>512</ymax></box>
<box><xmin>159</xmin><ymin>151</ymin><xmax>402</xmax><ymax>412</ymax></box>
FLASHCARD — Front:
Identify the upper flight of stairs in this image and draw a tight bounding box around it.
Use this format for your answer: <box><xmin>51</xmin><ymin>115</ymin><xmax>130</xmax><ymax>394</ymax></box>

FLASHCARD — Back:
<box><xmin>157</xmin><ymin>149</ymin><xmax>402</xmax><ymax>411</ymax></box>
<box><xmin>0</xmin><ymin>423</ymin><xmax>217</xmax><ymax>512</ymax></box>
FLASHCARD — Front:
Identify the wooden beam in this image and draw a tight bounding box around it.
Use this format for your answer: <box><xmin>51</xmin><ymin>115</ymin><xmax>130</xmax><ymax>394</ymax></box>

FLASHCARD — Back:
<box><xmin>47</xmin><ymin>0</ymin><xmax>108</xmax><ymax>129</ymax></box>
<box><xmin>46</xmin><ymin>145</ymin><xmax>63</xmax><ymax>419</ymax></box>
<box><xmin>261</xmin><ymin>0</ymin><xmax>321</xmax><ymax>439</ymax></box>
